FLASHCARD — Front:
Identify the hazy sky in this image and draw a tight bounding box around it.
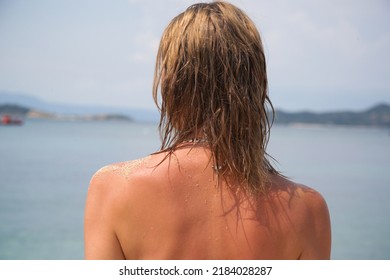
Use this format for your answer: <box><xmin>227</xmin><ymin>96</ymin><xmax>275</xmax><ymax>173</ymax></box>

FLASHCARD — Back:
<box><xmin>0</xmin><ymin>0</ymin><xmax>389</xmax><ymax>111</ymax></box>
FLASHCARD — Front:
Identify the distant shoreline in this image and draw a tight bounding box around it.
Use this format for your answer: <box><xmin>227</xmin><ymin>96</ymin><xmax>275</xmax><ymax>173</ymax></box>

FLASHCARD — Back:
<box><xmin>274</xmin><ymin>103</ymin><xmax>390</xmax><ymax>128</ymax></box>
<box><xmin>26</xmin><ymin>109</ymin><xmax>133</xmax><ymax>122</ymax></box>
<box><xmin>1</xmin><ymin>103</ymin><xmax>390</xmax><ymax>128</ymax></box>
<box><xmin>0</xmin><ymin>104</ymin><xmax>133</xmax><ymax>123</ymax></box>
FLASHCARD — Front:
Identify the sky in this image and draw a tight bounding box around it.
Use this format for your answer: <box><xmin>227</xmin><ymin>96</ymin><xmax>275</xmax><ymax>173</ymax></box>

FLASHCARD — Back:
<box><xmin>0</xmin><ymin>0</ymin><xmax>389</xmax><ymax>112</ymax></box>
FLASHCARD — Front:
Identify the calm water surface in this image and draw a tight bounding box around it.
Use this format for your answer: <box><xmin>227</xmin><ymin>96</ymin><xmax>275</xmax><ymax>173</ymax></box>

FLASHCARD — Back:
<box><xmin>0</xmin><ymin>120</ymin><xmax>389</xmax><ymax>259</ymax></box>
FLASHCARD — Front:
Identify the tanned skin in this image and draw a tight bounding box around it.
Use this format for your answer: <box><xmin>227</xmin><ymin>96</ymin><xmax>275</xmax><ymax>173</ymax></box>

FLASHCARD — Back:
<box><xmin>84</xmin><ymin>145</ymin><xmax>331</xmax><ymax>259</ymax></box>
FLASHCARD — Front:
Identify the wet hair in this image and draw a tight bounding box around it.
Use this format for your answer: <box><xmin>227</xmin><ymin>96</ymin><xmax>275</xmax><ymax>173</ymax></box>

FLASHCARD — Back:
<box><xmin>153</xmin><ymin>1</ymin><xmax>279</xmax><ymax>194</ymax></box>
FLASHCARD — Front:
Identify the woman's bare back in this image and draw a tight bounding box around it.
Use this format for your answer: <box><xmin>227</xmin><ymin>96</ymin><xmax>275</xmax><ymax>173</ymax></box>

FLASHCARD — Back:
<box><xmin>84</xmin><ymin>146</ymin><xmax>331</xmax><ymax>259</ymax></box>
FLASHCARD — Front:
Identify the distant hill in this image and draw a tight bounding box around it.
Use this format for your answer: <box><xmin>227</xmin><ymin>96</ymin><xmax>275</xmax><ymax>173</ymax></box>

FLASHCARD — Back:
<box><xmin>274</xmin><ymin>103</ymin><xmax>390</xmax><ymax>127</ymax></box>
<box><xmin>0</xmin><ymin>92</ymin><xmax>159</xmax><ymax>123</ymax></box>
<box><xmin>1</xmin><ymin>91</ymin><xmax>389</xmax><ymax>127</ymax></box>
<box><xmin>0</xmin><ymin>104</ymin><xmax>133</xmax><ymax>122</ymax></box>
<box><xmin>0</xmin><ymin>104</ymin><xmax>29</xmax><ymax>115</ymax></box>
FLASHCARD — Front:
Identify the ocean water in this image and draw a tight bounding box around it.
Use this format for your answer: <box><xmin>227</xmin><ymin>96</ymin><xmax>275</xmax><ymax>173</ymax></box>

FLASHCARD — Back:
<box><xmin>0</xmin><ymin>120</ymin><xmax>389</xmax><ymax>259</ymax></box>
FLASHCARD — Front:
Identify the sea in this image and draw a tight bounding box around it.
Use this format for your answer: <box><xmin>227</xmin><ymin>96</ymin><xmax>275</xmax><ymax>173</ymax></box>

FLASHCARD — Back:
<box><xmin>0</xmin><ymin>120</ymin><xmax>389</xmax><ymax>260</ymax></box>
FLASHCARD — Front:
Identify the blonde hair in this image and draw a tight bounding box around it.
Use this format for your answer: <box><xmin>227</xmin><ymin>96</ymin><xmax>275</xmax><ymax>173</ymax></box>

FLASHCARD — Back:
<box><xmin>153</xmin><ymin>1</ymin><xmax>278</xmax><ymax>194</ymax></box>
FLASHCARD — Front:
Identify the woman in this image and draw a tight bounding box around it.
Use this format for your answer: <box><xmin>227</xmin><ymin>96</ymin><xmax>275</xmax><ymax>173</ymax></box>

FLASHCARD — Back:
<box><xmin>84</xmin><ymin>1</ymin><xmax>331</xmax><ymax>259</ymax></box>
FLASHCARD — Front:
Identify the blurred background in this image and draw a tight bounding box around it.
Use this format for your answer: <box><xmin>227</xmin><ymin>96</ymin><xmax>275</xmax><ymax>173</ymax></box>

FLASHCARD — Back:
<box><xmin>0</xmin><ymin>0</ymin><xmax>389</xmax><ymax>259</ymax></box>
<box><xmin>1</xmin><ymin>0</ymin><xmax>389</xmax><ymax>112</ymax></box>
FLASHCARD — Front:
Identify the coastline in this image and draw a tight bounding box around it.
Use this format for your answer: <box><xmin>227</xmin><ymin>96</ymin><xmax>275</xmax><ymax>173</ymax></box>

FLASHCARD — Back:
<box><xmin>1</xmin><ymin>103</ymin><xmax>390</xmax><ymax>128</ymax></box>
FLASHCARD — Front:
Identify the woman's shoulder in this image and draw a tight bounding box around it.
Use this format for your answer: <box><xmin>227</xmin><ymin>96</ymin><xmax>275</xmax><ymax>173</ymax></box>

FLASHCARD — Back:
<box><xmin>268</xmin><ymin>174</ymin><xmax>328</xmax><ymax>209</ymax></box>
<box><xmin>88</xmin><ymin>156</ymin><xmax>155</xmax><ymax>193</ymax></box>
<box><xmin>267</xmin><ymin>174</ymin><xmax>331</xmax><ymax>259</ymax></box>
<box><xmin>267</xmin><ymin>174</ymin><xmax>330</xmax><ymax>238</ymax></box>
<box><xmin>86</xmin><ymin>156</ymin><xmax>159</xmax><ymax>213</ymax></box>
<box><xmin>94</xmin><ymin>156</ymin><xmax>153</xmax><ymax>178</ymax></box>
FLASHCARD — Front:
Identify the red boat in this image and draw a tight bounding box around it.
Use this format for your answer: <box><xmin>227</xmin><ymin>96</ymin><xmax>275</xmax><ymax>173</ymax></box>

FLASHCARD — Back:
<box><xmin>1</xmin><ymin>114</ymin><xmax>24</xmax><ymax>125</ymax></box>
